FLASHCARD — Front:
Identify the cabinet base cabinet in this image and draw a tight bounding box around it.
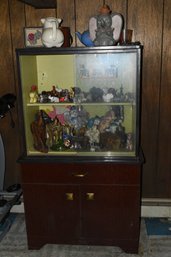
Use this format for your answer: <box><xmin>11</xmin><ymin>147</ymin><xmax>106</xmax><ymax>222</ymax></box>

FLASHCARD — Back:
<box><xmin>20</xmin><ymin>162</ymin><xmax>142</xmax><ymax>254</ymax></box>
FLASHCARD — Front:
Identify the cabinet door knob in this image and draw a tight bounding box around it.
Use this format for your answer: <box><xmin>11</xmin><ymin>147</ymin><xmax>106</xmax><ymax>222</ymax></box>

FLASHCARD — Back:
<box><xmin>86</xmin><ymin>193</ymin><xmax>94</xmax><ymax>200</ymax></box>
<box><xmin>73</xmin><ymin>172</ymin><xmax>87</xmax><ymax>178</ymax></box>
<box><xmin>66</xmin><ymin>193</ymin><xmax>74</xmax><ymax>200</ymax></box>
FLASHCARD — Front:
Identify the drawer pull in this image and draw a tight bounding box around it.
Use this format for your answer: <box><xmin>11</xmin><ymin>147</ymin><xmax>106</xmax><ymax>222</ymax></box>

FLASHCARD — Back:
<box><xmin>73</xmin><ymin>172</ymin><xmax>87</xmax><ymax>178</ymax></box>
<box><xmin>66</xmin><ymin>193</ymin><xmax>74</xmax><ymax>201</ymax></box>
<box><xmin>86</xmin><ymin>193</ymin><xmax>94</xmax><ymax>200</ymax></box>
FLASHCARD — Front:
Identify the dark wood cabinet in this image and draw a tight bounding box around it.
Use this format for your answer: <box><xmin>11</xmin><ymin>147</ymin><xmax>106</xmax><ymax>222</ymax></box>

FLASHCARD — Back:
<box><xmin>17</xmin><ymin>46</ymin><xmax>143</xmax><ymax>253</ymax></box>
<box><xmin>20</xmin><ymin>161</ymin><xmax>142</xmax><ymax>253</ymax></box>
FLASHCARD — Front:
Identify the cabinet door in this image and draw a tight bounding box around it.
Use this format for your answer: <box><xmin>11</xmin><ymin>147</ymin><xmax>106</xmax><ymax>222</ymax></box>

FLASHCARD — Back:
<box><xmin>23</xmin><ymin>184</ymin><xmax>80</xmax><ymax>248</ymax></box>
<box><xmin>81</xmin><ymin>185</ymin><xmax>140</xmax><ymax>242</ymax></box>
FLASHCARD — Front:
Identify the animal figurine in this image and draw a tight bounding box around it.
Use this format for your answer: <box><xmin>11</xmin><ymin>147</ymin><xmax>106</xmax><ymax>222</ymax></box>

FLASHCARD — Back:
<box><xmin>85</xmin><ymin>125</ymin><xmax>100</xmax><ymax>151</ymax></box>
<box><xmin>41</xmin><ymin>17</ymin><xmax>64</xmax><ymax>47</ymax></box>
<box><xmin>89</xmin><ymin>4</ymin><xmax>123</xmax><ymax>46</ymax></box>
<box><xmin>75</xmin><ymin>31</ymin><xmax>94</xmax><ymax>46</ymax></box>
<box><xmin>98</xmin><ymin>110</ymin><xmax>115</xmax><ymax>133</ymax></box>
<box><xmin>30</xmin><ymin>110</ymin><xmax>51</xmax><ymax>153</ymax></box>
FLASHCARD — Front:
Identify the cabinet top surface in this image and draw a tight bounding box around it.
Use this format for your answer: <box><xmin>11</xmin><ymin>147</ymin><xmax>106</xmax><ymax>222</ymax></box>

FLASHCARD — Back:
<box><xmin>18</xmin><ymin>148</ymin><xmax>144</xmax><ymax>164</ymax></box>
<box><xmin>16</xmin><ymin>45</ymin><xmax>143</xmax><ymax>55</ymax></box>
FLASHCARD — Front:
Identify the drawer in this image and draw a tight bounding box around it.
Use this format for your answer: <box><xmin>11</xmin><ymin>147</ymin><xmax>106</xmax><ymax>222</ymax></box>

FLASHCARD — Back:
<box><xmin>21</xmin><ymin>162</ymin><xmax>141</xmax><ymax>185</ymax></box>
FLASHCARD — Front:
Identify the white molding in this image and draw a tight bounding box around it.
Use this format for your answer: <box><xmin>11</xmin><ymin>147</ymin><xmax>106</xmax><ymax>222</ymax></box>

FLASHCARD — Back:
<box><xmin>11</xmin><ymin>202</ymin><xmax>24</xmax><ymax>213</ymax></box>
<box><xmin>141</xmin><ymin>198</ymin><xmax>171</xmax><ymax>218</ymax></box>
<box><xmin>141</xmin><ymin>206</ymin><xmax>171</xmax><ymax>218</ymax></box>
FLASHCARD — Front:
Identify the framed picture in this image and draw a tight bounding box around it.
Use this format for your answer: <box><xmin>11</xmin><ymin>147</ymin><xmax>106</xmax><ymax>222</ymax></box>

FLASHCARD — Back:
<box><xmin>24</xmin><ymin>27</ymin><xmax>43</xmax><ymax>47</ymax></box>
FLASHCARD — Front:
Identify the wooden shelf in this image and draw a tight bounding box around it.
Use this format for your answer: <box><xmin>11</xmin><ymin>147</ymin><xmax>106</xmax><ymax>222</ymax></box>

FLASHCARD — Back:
<box><xmin>18</xmin><ymin>0</ymin><xmax>56</xmax><ymax>9</ymax></box>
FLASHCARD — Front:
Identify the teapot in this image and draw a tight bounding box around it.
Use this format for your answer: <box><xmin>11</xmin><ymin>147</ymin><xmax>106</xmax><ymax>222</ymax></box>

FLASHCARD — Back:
<box><xmin>75</xmin><ymin>30</ymin><xmax>94</xmax><ymax>47</ymax></box>
<box><xmin>41</xmin><ymin>17</ymin><xmax>64</xmax><ymax>47</ymax></box>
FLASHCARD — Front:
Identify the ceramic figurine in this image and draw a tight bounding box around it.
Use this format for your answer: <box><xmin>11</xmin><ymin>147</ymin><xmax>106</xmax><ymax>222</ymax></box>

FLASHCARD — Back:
<box><xmin>30</xmin><ymin>110</ymin><xmax>52</xmax><ymax>153</ymax></box>
<box><xmin>48</xmin><ymin>95</ymin><xmax>59</xmax><ymax>103</ymax></box>
<box><xmin>98</xmin><ymin>110</ymin><xmax>115</xmax><ymax>133</ymax></box>
<box><xmin>29</xmin><ymin>85</ymin><xmax>38</xmax><ymax>103</ymax></box>
<box><xmin>41</xmin><ymin>17</ymin><xmax>64</xmax><ymax>47</ymax></box>
<box><xmin>75</xmin><ymin>31</ymin><xmax>94</xmax><ymax>46</ymax></box>
<box><xmin>85</xmin><ymin>125</ymin><xmax>100</xmax><ymax>151</ymax></box>
<box><xmin>100</xmin><ymin>132</ymin><xmax>121</xmax><ymax>150</ymax></box>
<box><xmin>89</xmin><ymin>4</ymin><xmax>123</xmax><ymax>46</ymax></box>
<box><xmin>126</xmin><ymin>133</ymin><xmax>133</xmax><ymax>151</ymax></box>
<box><xmin>46</xmin><ymin>117</ymin><xmax>61</xmax><ymax>147</ymax></box>
<box><xmin>103</xmin><ymin>93</ymin><xmax>114</xmax><ymax>102</ymax></box>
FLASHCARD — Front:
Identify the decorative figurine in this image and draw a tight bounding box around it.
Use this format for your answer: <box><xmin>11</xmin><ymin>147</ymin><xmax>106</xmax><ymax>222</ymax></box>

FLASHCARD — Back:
<box><xmin>46</xmin><ymin>117</ymin><xmax>62</xmax><ymax>147</ymax></box>
<box><xmin>98</xmin><ymin>110</ymin><xmax>116</xmax><ymax>133</ymax></box>
<box><xmin>29</xmin><ymin>85</ymin><xmax>38</xmax><ymax>103</ymax></box>
<box><xmin>85</xmin><ymin>125</ymin><xmax>100</xmax><ymax>151</ymax></box>
<box><xmin>126</xmin><ymin>133</ymin><xmax>133</xmax><ymax>151</ymax></box>
<box><xmin>103</xmin><ymin>93</ymin><xmax>114</xmax><ymax>102</ymax></box>
<box><xmin>89</xmin><ymin>4</ymin><xmax>123</xmax><ymax>46</ymax></box>
<box><xmin>100</xmin><ymin>132</ymin><xmax>121</xmax><ymax>150</ymax></box>
<box><xmin>75</xmin><ymin>31</ymin><xmax>94</xmax><ymax>47</ymax></box>
<box><xmin>48</xmin><ymin>106</ymin><xmax>70</xmax><ymax>125</ymax></box>
<box><xmin>41</xmin><ymin>17</ymin><xmax>64</xmax><ymax>47</ymax></box>
<box><xmin>30</xmin><ymin>110</ymin><xmax>51</xmax><ymax>153</ymax></box>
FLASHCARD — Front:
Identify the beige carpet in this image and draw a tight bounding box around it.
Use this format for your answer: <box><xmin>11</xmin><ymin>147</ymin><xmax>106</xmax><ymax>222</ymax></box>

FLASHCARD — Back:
<box><xmin>0</xmin><ymin>214</ymin><xmax>171</xmax><ymax>257</ymax></box>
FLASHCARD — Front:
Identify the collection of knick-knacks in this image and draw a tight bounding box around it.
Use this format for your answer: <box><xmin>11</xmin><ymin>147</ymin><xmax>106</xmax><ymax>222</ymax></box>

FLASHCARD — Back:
<box><xmin>29</xmin><ymin>85</ymin><xmax>135</xmax><ymax>104</ymax></box>
<box><xmin>30</xmin><ymin>102</ymin><xmax>133</xmax><ymax>153</ymax></box>
<box><xmin>40</xmin><ymin>4</ymin><xmax>124</xmax><ymax>48</ymax></box>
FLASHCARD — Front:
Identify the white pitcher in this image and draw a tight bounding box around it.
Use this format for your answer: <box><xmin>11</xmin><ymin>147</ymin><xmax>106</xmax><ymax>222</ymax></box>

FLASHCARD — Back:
<box><xmin>41</xmin><ymin>17</ymin><xmax>64</xmax><ymax>47</ymax></box>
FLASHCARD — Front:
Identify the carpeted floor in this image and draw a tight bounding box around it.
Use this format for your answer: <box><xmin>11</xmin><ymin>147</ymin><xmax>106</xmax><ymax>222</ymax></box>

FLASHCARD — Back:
<box><xmin>145</xmin><ymin>218</ymin><xmax>171</xmax><ymax>236</ymax></box>
<box><xmin>0</xmin><ymin>214</ymin><xmax>171</xmax><ymax>257</ymax></box>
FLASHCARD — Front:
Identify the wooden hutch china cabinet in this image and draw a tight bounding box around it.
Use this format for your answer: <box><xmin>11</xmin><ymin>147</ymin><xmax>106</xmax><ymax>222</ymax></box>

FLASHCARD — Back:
<box><xmin>16</xmin><ymin>45</ymin><xmax>143</xmax><ymax>253</ymax></box>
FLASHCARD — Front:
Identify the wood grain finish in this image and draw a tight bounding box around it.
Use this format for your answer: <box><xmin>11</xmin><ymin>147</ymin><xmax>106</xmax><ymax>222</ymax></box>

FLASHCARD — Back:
<box><xmin>75</xmin><ymin>0</ymin><xmax>103</xmax><ymax>46</ymax></box>
<box><xmin>25</xmin><ymin>4</ymin><xmax>56</xmax><ymax>27</ymax></box>
<box><xmin>57</xmin><ymin>0</ymin><xmax>76</xmax><ymax>46</ymax></box>
<box><xmin>105</xmin><ymin>0</ymin><xmax>127</xmax><ymax>16</ymax></box>
<box><xmin>128</xmin><ymin>0</ymin><xmax>163</xmax><ymax>197</ymax></box>
<box><xmin>18</xmin><ymin>0</ymin><xmax>56</xmax><ymax>9</ymax></box>
<box><xmin>0</xmin><ymin>0</ymin><xmax>21</xmax><ymax>187</ymax></box>
<box><xmin>157</xmin><ymin>0</ymin><xmax>171</xmax><ymax>197</ymax></box>
<box><xmin>21</xmin><ymin>162</ymin><xmax>141</xmax><ymax>253</ymax></box>
<box><xmin>0</xmin><ymin>0</ymin><xmax>171</xmax><ymax>198</ymax></box>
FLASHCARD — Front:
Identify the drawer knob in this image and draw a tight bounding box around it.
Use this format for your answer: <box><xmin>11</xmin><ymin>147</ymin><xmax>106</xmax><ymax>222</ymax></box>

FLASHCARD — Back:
<box><xmin>66</xmin><ymin>193</ymin><xmax>74</xmax><ymax>200</ymax></box>
<box><xmin>86</xmin><ymin>193</ymin><xmax>94</xmax><ymax>200</ymax></box>
<box><xmin>73</xmin><ymin>172</ymin><xmax>87</xmax><ymax>178</ymax></box>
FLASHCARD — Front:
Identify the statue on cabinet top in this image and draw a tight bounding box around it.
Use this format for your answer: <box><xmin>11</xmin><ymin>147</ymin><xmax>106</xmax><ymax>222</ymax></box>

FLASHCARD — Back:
<box><xmin>89</xmin><ymin>4</ymin><xmax>123</xmax><ymax>46</ymax></box>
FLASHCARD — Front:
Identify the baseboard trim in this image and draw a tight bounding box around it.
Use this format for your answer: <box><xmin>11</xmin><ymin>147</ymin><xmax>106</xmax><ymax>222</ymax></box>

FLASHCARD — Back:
<box><xmin>11</xmin><ymin>202</ymin><xmax>24</xmax><ymax>213</ymax></box>
<box><xmin>141</xmin><ymin>198</ymin><xmax>171</xmax><ymax>218</ymax></box>
<box><xmin>10</xmin><ymin>198</ymin><xmax>171</xmax><ymax>218</ymax></box>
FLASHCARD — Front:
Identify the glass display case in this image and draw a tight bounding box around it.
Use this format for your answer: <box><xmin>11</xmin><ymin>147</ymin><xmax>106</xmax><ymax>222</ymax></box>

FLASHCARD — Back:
<box><xmin>16</xmin><ymin>46</ymin><xmax>142</xmax><ymax>159</ymax></box>
<box><xmin>16</xmin><ymin>46</ymin><xmax>143</xmax><ymax>253</ymax></box>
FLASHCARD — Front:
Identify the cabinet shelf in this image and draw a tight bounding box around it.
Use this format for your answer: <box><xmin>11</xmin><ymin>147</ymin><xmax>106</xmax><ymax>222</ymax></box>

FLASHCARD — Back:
<box><xmin>27</xmin><ymin>102</ymin><xmax>135</xmax><ymax>107</ymax></box>
<box><xmin>27</xmin><ymin>149</ymin><xmax>135</xmax><ymax>157</ymax></box>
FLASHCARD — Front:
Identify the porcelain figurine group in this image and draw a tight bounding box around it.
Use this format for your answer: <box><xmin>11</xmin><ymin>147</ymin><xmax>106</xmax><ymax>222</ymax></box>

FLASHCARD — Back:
<box><xmin>30</xmin><ymin>103</ymin><xmax>133</xmax><ymax>153</ymax></box>
<box><xmin>29</xmin><ymin>85</ymin><xmax>135</xmax><ymax>105</ymax></box>
<box><xmin>40</xmin><ymin>4</ymin><xmax>123</xmax><ymax>48</ymax></box>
